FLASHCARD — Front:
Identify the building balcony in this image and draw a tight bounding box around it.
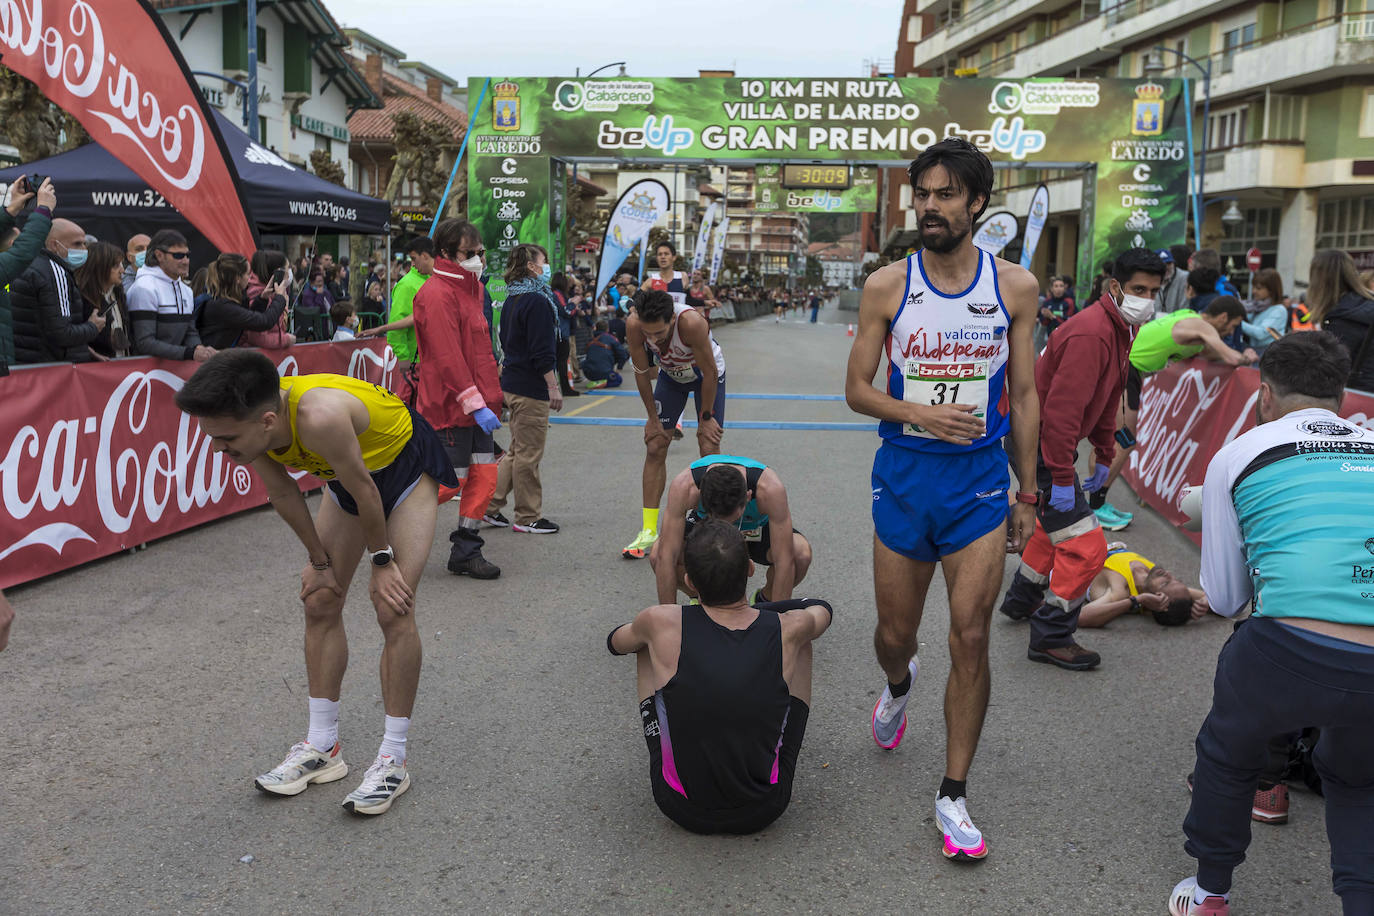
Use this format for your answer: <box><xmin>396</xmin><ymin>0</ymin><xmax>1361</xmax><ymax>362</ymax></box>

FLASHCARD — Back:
<box><xmin>1200</xmin><ymin>141</ymin><xmax>1308</xmax><ymax>193</ymax></box>
<box><xmin>1208</xmin><ymin>16</ymin><xmax>1374</xmax><ymax>103</ymax></box>
<box><xmin>912</xmin><ymin>0</ymin><xmax>1235</xmax><ymax>76</ymax></box>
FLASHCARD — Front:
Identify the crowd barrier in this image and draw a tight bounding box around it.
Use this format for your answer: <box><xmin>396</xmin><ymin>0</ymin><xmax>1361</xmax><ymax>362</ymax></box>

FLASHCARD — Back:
<box><xmin>1123</xmin><ymin>357</ymin><xmax>1374</xmax><ymax>543</ymax></box>
<box><xmin>0</xmin><ymin>340</ymin><xmax>394</xmax><ymax>589</ymax></box>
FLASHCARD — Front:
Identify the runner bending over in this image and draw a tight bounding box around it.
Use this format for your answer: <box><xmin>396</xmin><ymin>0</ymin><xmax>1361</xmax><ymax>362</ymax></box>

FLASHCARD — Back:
<box><xmin>177</xmin><ymin>350</ymin><xmax>458</xmax><ymax>816</ymax></box>
<box><xmin>649</xmin><ymin>455</ymin><xmax>811</xmax><ymax>605</ymax></box>
<box><xmin>844</xmin><ymin>138</ymin><xmax>1040</xmax><ymax>862</ymax></box>
<box><xmin>609</xmin><ymin>519</ymin><xmax>832</xmax><ymax>834</ymax></box>
<box><xmin>622</xmin><ymin>289</ymin><xmax>726</xmax><ymax>559</ymax></box>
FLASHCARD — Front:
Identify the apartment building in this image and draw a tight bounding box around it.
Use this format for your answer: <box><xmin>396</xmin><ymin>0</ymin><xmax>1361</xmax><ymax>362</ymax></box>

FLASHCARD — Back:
<box><xmin>154</xmin><ymin>0</ymin><xmax>378</xmax><ymax>187</ymax></box>
<box><xmin>716</xmin><ymin>168</ymin><xmax>811</xmax><ymax>282</ymax></box>
<box><xmin>895</xmin><ymin>0</ymin><xmax>1374</xmax><ymax>288</ymax></box>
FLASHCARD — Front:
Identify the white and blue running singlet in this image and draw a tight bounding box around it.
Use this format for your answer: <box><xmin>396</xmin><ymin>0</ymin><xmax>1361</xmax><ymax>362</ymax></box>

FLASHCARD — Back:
<box><xmin>878</xmin><ymin>249</ymin><xmax>1011</xmax><ymax>453</ymax></box>
<box><xmin>1201</xmin><ymin>408</ymin><xmax>1374</xmax><ymax>626</ymax></box>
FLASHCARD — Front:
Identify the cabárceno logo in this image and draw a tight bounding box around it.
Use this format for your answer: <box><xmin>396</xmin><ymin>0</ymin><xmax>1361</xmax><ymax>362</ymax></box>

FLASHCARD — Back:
<box><xmin>553</xmin><ymin>80</ymin><xmax>655</xmax><ymax>113</ymax></box>
<box><xmin>988</xmin><ymin>81</ymin><xmax>1100</xmax><ymax>116</ymax></box>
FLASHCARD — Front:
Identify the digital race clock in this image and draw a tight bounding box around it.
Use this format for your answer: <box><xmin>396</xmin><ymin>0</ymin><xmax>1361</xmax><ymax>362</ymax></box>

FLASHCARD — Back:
<box><xmin>780</xmin><ymin>164</ymin><xmax>852</xmax><ymax>189</ymax></box>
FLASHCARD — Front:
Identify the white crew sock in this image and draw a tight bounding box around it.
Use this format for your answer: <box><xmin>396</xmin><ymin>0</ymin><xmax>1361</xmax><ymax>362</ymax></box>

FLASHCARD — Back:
<box><xmin>1194</xmin><ymin>884</ymin><xmax>1229</xmax><ymax>905</ymax></box>
<box><xmin>378</xmin><ymin>715</ymin><xmax>410</xmax><ymax>763</ymax></box>
<box><xmin>306</xmin><ymin>697</ymin><xmax>339</xmax><ymax>751</ymax></box>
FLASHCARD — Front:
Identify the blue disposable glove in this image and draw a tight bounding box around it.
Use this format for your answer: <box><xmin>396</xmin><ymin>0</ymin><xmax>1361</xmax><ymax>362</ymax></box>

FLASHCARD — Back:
<box><xmin>472</xmin><ymin>406</ymin><xmax>502</xmax><ymax>434</ymax></box>
<box><xmin>1049</xmin><ymin>484</ymin><xmax>1076</xmax><ymax>513</ymax></box>
<box><xmin>1083</xmin><ymin>463</ymin><xmax>1110</xmax><ymax>493</ymax></box>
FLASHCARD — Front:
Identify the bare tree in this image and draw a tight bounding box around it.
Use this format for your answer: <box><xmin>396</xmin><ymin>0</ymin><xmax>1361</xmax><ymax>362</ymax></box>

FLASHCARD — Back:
<box><xmin>0</xmin><ymin>70</ymin><xmax>88</xmax><ymax>162</ymax></box>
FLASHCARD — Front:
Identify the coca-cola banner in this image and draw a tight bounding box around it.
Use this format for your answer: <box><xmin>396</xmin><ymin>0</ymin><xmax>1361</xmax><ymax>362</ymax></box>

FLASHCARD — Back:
<box><xmin>0</xmin><ymin>342</ymin><xmax>395</xmax><ymax>588</ymax></box>
<box><xmin>0</xmin><ymin>0</ymin><xmax>257</xmax><ymax>254</ymax></box>
<box><xmin>1124</xmin><ymin>358</ymin><xmax>1374</xmax><ymax>542</ymax></box>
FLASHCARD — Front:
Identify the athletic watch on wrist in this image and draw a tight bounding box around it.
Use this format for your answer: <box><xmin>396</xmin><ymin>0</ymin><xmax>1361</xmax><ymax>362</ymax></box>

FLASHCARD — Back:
<box><xmin>1014</xmin><ymin>491</ymin><xmax>1040</xmax><ymax>505</ymax></box>
<box><xmin>370</xmin><ymin>545</ymin><xmax>395</xmax><ymax>568</ymax></box>
<box><xmin>1128</xmin><ymin>595</ymin><xmax>1141</xmax><ymax>612</ymax></box>
<box><xmin>699</xmin><ymin>410</ymin><xmax>714</xmax><ymax>423</ymax></box>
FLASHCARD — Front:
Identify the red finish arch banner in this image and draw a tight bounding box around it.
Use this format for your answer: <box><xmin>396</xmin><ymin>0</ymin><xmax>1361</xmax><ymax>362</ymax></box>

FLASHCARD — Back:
<box><xmin>0</xmin><ymin>0</ymin><xmax>257</xmax><ymax>254</ymax></box>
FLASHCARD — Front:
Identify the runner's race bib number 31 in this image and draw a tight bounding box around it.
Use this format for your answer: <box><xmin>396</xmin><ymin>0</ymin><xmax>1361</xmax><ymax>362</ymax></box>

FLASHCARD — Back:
<box><xmin>904</xmin><ymin>359</ymin><xmax>989</xmax><ymax>438</ymax></box>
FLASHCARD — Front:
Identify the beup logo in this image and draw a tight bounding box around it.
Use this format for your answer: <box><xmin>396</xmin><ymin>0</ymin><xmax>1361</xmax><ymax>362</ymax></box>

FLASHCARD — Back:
<box><xmin>785</xmin><ymin>190</ymin><xmax>842</xmax><ymax>211</ymax></box>
<box><xmin>917</xmin><ymin>362</ymin><xmax>984</xmax><ymax>379</ymax></box>
<box><xmin>988</xmin><ymin>80</ymin><xmax>1100</xmax><ymax>116</ymax></box>
<box><xmin>497</xmin><ymin>200</ymin><xmax>521</xmax><ymax>221</ymax></box>
<box><xmin>619</xmin><ymin>191</ymin><xmax>658</xmax><ymax>222</ymax></box>
<box><xmin>598</xmin><ymin>116</ymin><xmax>694</xmax><ymax>156</ymax></box>
<box><xmin>553</xmin><ymin>79</ymin><xmax>655</xmax><ymax>113</ymax></box>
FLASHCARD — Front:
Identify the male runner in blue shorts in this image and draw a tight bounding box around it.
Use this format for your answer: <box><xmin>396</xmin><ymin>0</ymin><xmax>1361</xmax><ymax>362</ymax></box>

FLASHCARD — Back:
<box><xmin>844</xmin><ymin>138</ymin><xmax>1041</xmax><ymax>861</ymax></box>
<box><xmin>621</xmin><ymin>289</ymin><xmax>726</xmax><ymax>559</ymax></box>
<box><xmin>177</xmin><ymin>350</ymin><xmax>458</xmax><ymax>816</ymax></box>
<box><xmin>649</xmin><ymin>455</ymin><xmax>811</xmax><ymax>605</ymax></box>
<box><xmin>1169</xmin><ymin>331</ymin><xmax>1374</xmax><ymax>916</ymax></box>
<box><xmin>609</xmin><ymin>519</ymin><xmax>832</xmax><ymax>834</ymax></box>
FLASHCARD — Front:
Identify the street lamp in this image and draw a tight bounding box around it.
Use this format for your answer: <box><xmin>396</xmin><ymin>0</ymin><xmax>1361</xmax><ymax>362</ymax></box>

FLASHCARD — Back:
<box><xmin>577</xmin><ymin>62</ymin><xmax>627</xmax><ymax>78</ymax></box>
<box><xmin>1144</xmin><ymin>45</ymin><xmax>1210</xmax><ymax>245</ymax></box>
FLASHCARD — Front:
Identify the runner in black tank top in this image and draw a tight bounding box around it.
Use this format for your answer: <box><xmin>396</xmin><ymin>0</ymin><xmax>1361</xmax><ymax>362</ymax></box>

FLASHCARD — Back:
<box><xmin>607</xmin><ymin>519</ymin><xmax>833</xmax><ymax>834</ymax></box>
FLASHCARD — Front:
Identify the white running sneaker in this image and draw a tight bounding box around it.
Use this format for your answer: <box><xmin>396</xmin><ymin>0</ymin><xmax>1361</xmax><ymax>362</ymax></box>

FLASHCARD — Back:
<box><xmin>935</xmin><ymin>795</ymin><xmax>988</xmax><ymax>861</ymax></box>
<box><xmin>871</xmin><ymin>658</ymin><xmax>918</xmax><ymax>749</ymax></box>
<box><xmin>254</xmin><ymin>741</ymin><xmax>348</xmax><ymax>796</ymax></box>
<box><xmin>342</xmin><ymin>754</ymin><xmax>410</xmax><ymax>815</ymax></box>
<box><xmin>1168</xmin><ymin>877</ymin><xmax>1230</xmax><ymax>915</ymax></box>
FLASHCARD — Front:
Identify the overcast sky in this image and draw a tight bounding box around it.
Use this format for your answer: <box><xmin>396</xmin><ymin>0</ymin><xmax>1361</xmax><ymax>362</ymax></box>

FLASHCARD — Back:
<box><xmin>325</xmin><ymin>0</ymin><xmax>903</xmax><ymax>85</ymax></box>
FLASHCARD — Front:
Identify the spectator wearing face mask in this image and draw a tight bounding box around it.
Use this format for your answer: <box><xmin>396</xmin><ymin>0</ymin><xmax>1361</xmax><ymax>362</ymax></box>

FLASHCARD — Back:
<box><xmin>127</xmin><ymin>229</ymin><xmax>214</xmax><ymax>362</ymax></box>
<box><xmin>10</xmin><ymin>216</ymin><xmax>107</xmax><ymax>364</ymax></box>
<box><xmin>0</xmin><ymin>175</ymin><xmax>57</xmax><ymax>369</ymax></box>
<box><xmin>77</xmin><ymin>241</ymin><xmax>133</xmax><ymax>359</ymax></box>
<box><xmin>121</xmin><ymin>233</ymin><xmax>150</xmax><ymax>293</ymax></box>
<box><xmin>331</xmin><ymin>300</ymin><xmax>359</xmax><ymax>341</ymax></box>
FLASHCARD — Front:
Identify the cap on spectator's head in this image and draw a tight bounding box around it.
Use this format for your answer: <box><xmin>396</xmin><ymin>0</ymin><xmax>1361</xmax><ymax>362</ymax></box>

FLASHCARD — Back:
<box><xmin>1156</xmin><ymin>248</ymin><xmax>1174</xmax><ymax>264</ymax></box>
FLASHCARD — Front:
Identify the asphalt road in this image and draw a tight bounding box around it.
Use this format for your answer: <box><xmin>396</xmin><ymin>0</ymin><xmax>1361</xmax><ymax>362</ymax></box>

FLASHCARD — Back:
<box><xmin>0</xmin><ymin>303</ymin><xmax>1336</xmax><ymax>914</ymax></box>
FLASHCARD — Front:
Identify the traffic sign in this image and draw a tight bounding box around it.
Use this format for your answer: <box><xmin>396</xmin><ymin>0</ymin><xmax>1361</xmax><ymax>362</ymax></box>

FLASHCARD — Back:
<box><xmin>1246</xmin><ymin>247</ymin><xmax>1262</xmax><ymax>271</ymax></box>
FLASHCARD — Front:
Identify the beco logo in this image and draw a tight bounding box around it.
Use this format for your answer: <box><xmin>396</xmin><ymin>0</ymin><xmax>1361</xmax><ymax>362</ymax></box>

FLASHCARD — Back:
<box><xmin>988</xmin><ymin>81</ymin><xmax>1100</xmax><ymax>116</ymax></box>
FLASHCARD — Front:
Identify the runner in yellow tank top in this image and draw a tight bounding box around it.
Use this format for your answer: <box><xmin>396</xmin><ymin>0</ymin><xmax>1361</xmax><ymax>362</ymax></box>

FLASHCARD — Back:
<box><xmin>176</xmin><ymin>351</ymin><xmax>458</xmax><ymax>817</ymax></box>
<box><xmin>1079</xmin><ymin>543</ymin><xmax>1210</xmax><ymax>628</ymax></box>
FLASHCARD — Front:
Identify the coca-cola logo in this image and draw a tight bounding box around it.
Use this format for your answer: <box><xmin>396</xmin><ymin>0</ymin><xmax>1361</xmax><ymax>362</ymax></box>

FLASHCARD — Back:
<box><xmin>0</xmin><ymin>0</ymin><xmax>206</xmax><ymax>189</ymax></box>
<box><xmin>0</xmin><ymin>343</ymin><xmax>397</xmax><ymax>577</ymax></box>
<box><xmin>1</xmin><ymin>370</ymin><xmax>234</xmax><ymax>549</ymax></box>
<box><xmin>1130</xmin><ymin>366</ymin><xmax>1223</xmax><ymax>505</ymax></box>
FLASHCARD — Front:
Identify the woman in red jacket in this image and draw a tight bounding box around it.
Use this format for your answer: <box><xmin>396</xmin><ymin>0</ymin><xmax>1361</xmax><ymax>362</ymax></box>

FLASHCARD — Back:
<box><xmin>411</xmin><ymin>219</ymin><xmax>504</xmax><ymax>579</ymax></box>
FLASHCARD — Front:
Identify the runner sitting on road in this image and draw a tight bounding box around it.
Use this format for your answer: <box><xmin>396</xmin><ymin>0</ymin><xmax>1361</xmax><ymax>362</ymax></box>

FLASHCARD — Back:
<box><xmin>649</xmin><ymin>455</ymin><xmax>812</xmax><ymax>605</ymax></box>
<box><xmin>1001</xmin><ymin>541</ymin><xmax>1209</xmax><ymax>628</ymax></box>
<box><xmin>621</xmin><ymin>288</ymin><xmax>726</xmax><ymax>559</ymax></box>
<box><xmin>176</xmin><ymin>350</ymin><xmax>458</xmax><ymax>816</ymax></box>
<box><xmin>844</xmin><ymin>137</ymin><xmax>1041</xmax><ymax>862</ymax></box>
<box><xmin>608</xmin><ymin>519</ymin><xmax>832</xmax><ymax>835</ymax></box>
<box><xmin>1093</xmin><ymin>296</ymin><xmax>1257</xmax><ymax>531</ymax></box>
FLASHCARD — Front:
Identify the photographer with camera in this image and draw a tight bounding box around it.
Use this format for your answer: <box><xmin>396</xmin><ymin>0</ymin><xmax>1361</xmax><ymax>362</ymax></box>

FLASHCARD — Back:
<box><xmin>11</xmin><ymin>178</ymin><xmax>110</xmax><ymax>365</ymax></box>
<box><xmin>0</xmin><ymin>175</ymin><xmax>58</xmax><ymax>369</ymax></box>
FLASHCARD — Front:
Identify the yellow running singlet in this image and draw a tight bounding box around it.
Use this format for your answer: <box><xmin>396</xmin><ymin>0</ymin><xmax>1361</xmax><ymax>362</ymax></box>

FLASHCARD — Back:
<box><xmin>267</xmin><ymin>374</ymin><xmax>412</xmax><ymax>480</ymax></box>
<box><xmin>1102</xmin><ymin>550</ymin><xmax>1154</xmax><ymax>598</ymax></box>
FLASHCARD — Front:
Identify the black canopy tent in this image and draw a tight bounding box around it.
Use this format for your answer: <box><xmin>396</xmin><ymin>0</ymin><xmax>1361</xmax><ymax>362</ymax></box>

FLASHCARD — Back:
<box><xmin>0</xmin><ymin>110</ymin><xmax>389</xmax><ymax>260</ymax></box>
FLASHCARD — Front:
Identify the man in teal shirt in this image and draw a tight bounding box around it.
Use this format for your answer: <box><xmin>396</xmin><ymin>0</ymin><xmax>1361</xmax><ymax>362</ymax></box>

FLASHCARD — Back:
<box><xmin>358</xmin><ymin>237</ymin><xmax>433</xmax><ymax>406</ymax></box>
